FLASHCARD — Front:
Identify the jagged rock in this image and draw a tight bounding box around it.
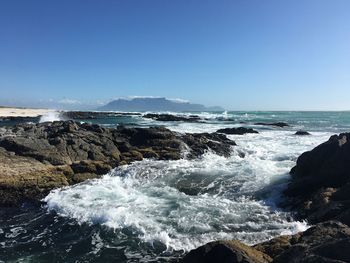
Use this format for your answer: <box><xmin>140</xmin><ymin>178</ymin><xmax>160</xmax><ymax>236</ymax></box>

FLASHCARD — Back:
<box><xmin>284</xmin><ymin>133</ymin><xmax>350</xmax><ymax>224</ymax></box>
<box><xmin>272</xmin><ymin>221</ymin><xmax>350</xmax><ymax>263</ymax></box>
<box><xmin>295</xmin><ymin>131</ymin><xmax>311</xmax><ymax>136</ymax></box>
<box><xmin>217</xmin><ymin>127</ymin><xmax>259</xmax><ymax>135</ymax></box>
<box><xmin>182</xmin><ymin>132</ymin><xmax>236</xmax><ymax>158</ymax></box>
<box><xmin>181</xmin><ymin>240</ymin><xmax>272</xmax><ymax>263</ymax></box>
<box><xmin>182</xmin><ymin>221</ymin><xmax>350</xmax><ymax>263</ymax></box>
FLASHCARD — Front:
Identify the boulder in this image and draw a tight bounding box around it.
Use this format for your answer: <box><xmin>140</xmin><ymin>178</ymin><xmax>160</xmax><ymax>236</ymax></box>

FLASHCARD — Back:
<box><xmin>181</xmin><ymin>240</ymin><xmax>272</xmax><ymax>263</ymax></box>
<box><xmin>283</xmin><ymin>133</ymin><xmax>350</xmax><ymax>223</ymax></box>
<box><xmin>295</xmin><ymin>131</ymin><xmax>311</xmax><ymax>136</ymax></box>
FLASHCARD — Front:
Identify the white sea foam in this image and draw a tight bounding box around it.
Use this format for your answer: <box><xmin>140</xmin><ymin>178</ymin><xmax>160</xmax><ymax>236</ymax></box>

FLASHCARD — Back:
<box><xmin>39</xmin><ymin>111</ymin><xmax>61</xmax><ymax>122</ymax></box>
<box><xmin>43</xmin><ymin>128</ymin><xmax>331</xmax><ymax>252</ymax></box>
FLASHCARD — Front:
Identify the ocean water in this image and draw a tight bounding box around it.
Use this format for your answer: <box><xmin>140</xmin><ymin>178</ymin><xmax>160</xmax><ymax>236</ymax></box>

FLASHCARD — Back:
<box><xmin>1</xmin><ymin>111</ymin><xmax>350</xmax><ymax>262</ymax></box>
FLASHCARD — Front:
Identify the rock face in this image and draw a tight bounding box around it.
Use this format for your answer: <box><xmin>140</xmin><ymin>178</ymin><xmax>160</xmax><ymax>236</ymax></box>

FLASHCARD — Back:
<box><xmin>0</xmin><ymin>121</ymin><xmax>236</xmax><ymax>206</ymax></box>
<box><xmin>143</xmin><ymin>113</ymin><xmax>201</xmax><ymax>122</ymax></box>
<box><xmin>285</xmin><ymin>133</ymin><xmax>350</xmax><ymax>224</ymax></box>
<box><xmin>217</xmin><ymin>127</ymin><xmax>259</xmax><ymax>135</ymax></box>
<box><xmin>254</xmin><ymin>122</ymin><xmax>289</xmax><ymax>128</ymax></box>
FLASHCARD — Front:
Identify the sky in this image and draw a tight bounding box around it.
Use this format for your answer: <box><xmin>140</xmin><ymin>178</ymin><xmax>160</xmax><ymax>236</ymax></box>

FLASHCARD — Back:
<box><xmin>0</xmin><ymin>0</ymin><xmax>349</xmax><ymax>110</ymax></box>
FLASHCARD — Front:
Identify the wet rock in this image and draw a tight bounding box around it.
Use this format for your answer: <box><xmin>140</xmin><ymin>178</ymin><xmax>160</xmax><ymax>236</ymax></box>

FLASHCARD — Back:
<box><xmin>272</xmin><ymin>221</ymin><xmax>350</xmax><ymax>263</ymax></box>
<box><xmin>143</xmin><ymin>113</ymin><xmax>201</xmax><ymax>122</ymax></box>
<box><xmin>182</xmin><ymin>132</ymin><xmax>236</xmax><ymax>158</ymax></box>
<box><xmin>254</xmin><ymin>122</ymin><xmax>289</xmax><ymax>128</ymax></box>
<box><xmin>295</xmin><ymin>131</ymin><xmax>311</xmax><ymax>136</ymax></box>
<box><xmin>183</xmin><ymin>221</ymin><xmax>350</xmax><ymax>263</ymax></box>
<box><xmin>217</xmin><ymin>127</ymin><xmax>259</xmax><ymax>135</ymax></box>
<box><xmin>181</xmin><ymin>240</ymin><xmax>272</xmax><ymax>263</ymax></box>
<box><xmin>285</xmin><ymin>133</ymin><xmax>350</xmax><ymax>224</ymax></box>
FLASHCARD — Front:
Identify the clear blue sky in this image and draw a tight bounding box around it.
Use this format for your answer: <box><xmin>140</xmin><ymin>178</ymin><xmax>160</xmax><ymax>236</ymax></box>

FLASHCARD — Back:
<box><xmin>0</xmin><ymin>0</ymin><xmax>349</xmax><ymax>110</ymax></box>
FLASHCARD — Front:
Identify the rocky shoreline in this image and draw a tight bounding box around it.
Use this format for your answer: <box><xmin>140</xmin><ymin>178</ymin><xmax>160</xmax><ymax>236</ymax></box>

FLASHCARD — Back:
<box><xmin>0</xmin><ymin>121</ymin><xmax>235</xmax><ymax>206</ymax></box>
<box><xmin>1</xmin><ymin>120</ymin><xmax>349</xmax><ymax>262</ymax></box>
<box><xmin>181</xmin><ymin>133</ymin><xmax>350</xmax><ymax>262</ymax></box>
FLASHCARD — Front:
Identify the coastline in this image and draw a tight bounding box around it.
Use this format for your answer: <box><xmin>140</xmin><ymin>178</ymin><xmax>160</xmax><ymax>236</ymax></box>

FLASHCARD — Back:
<box><xmin>0</xmin><ymin>107</ymin><xmax>57</xmax><ymax>118</ymax></box>
<box><xmin>0</xmin><ymin>114</ymin><xmax>349</xmax><ymax>262</ymax></box>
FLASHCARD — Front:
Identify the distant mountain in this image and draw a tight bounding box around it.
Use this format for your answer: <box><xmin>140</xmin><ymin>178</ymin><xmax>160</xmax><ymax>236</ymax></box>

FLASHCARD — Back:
<box><xmin>98</xmin><ymin>97</ymin><xmax>224</xmax><ymax>112</ymax></box>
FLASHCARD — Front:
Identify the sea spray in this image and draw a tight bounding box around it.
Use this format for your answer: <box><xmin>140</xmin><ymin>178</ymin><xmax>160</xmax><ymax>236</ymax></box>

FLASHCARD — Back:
<box><xmin>39</xmin><ymin>111</ymin><xmax>61</xmax><ymax>122</ymax></box>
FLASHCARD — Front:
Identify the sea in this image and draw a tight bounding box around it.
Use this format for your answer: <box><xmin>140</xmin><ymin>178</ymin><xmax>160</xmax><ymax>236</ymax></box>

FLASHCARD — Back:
<box><xmin>1</xmin><ymin>111</ymin><xmax>350</xmax><ymax>262</ymax></box>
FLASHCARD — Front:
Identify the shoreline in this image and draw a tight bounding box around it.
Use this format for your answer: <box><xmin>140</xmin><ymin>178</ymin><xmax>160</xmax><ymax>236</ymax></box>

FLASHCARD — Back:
<box><xmin>0</xmin><ymin>118</ymin><xmax>349</xmax><ymax>262</ymax></box>
<box><xmin>0</xmin><ymin>107</ymin><xmax>57</xmax><ymax>117</ymax></box>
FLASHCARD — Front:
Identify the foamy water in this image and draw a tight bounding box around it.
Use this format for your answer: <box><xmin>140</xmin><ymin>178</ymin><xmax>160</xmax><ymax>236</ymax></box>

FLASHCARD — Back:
<box><xmin>44</xmin><ymin>129</ymin><xmax>330</xmax><ymax>252</ymax></box>
<box><xmin>2</xmin><ymin>111</ymin><xmax>348</xmax><ymax>262</ymax></box>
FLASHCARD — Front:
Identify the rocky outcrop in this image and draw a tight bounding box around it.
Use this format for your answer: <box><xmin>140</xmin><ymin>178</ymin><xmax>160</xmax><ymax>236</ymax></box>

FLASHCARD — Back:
<box><xmin>254</xmin><ymin>122</ymin><xmax>289</xmax><ymax>128</ymax></box>
<box><xmin>255</xmin><ymin>221</ymin><xmax>350</xmax><ymax>263</ymax></box>
<box><xmin>182</xmin><ymin>240</ymin><xmax>272</xmax><ymax>263</ymax></box>
<box><xmin>294</xmin><ymin>131</ymin><xmax>311</xmax><ymax>136</ymax></box>
<box><xmin>217</xmin><ymin>127</ymin><xmax>259</xmax><ymax>135</ymax></box>
<box><xmin>284</xmin><ymin>133</ymin><xmax>350</xmax><ymax>224</ymax></box>
<box><xmin>0</xmin><ymin>121</ymin><xmax>236</xmax><ymax>206</ymax></box>
<box><xmin>143</xmin><ymin>113</ymin><xmax>201</xmax><ymax>122</ymax></box>
<box><xmin>181</xmin><ymin>221</ymin><xmax>350</xmax><ymax>263</ymax></box>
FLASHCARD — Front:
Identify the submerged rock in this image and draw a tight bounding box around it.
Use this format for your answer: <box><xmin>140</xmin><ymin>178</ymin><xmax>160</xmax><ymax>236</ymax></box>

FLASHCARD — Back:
<box><xmin>143</xmin><ymin>113</ymin><xmax>201</xmax><ymax>122</ymax></box>
<box><xmin>294</xmin><ymin>131</ymin><xmax>311</xmax><ymax>136</ymax></box>
<box><xmin>0</xmin><ymin>121</ymin><xmax>236</xmax><ymax>206</ymax></box>
<box><xmin>254</xmin><ymin>122</ymin><xmax>289</xmax><ymax>128</ymax></box>
<box><xmin>62</xmin><ymin>111</ymin><xmax>141</xmax><ymax>120</ymax></box>
<box><xmin>216</xmin><ymin>127</ymin><xmax>259</xmax><ymax>135</ymax></box>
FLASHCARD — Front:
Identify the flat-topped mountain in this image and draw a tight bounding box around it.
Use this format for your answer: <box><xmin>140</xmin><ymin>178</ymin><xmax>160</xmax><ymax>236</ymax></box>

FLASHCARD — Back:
<box><xmin>98</xmin><ymin>97</ymin><xmax>224</xmax><ymax>112</ymax></box>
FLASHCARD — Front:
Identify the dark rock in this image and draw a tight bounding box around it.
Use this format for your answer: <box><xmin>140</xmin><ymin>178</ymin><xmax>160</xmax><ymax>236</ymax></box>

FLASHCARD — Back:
<box><xmin>181</xmin><ymin>240</ymin><xmax>272</xmax><ymax>263</ymax></box>
<box><xmin>183</xmin><ymin>221</ymin><xmax>350</xmax><ymax>263</ymax></box>
<box><xmin>217</xmin><ymin>127</ymin><xmax>259</xmax><ymax>135</ymax></box>
<box><xmin>272</xmin><ymin>221</ymin><xmax>350</xmax><ymax>263</ymax></box>
<box><xmin>182</xmin><ymin>132</ymin><xmax>236</xmax><ymax>158</ymax></box>
<box><xmin>254</xmin><ymin>122</ymin><xmax>289</xmax><ymax>128</ymax></box>
<box><xmin>143</xmin><ymin>113</ymin><xmax>201</xmax><ymax>122</ymax></box>
<box><xmin>283</xmin><ymin>133</ymin><xmax>350</xmax><ymax>224</ymax></box>
<box><xmin>295</xmin><ymin>131</ymin><xmax>311</xmax><ymax>136</ymax></box>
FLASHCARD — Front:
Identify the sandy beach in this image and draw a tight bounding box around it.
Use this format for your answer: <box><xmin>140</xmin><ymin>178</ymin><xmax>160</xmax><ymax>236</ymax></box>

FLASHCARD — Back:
<box><xmin>0</xmin><ymin>107</ymin><xmax>56</xmax><ymax>117</ymax></box>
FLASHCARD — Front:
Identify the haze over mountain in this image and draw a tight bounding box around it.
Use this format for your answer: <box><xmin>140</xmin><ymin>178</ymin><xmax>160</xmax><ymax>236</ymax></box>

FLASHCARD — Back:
<box><xmin>98</xmin><ymin>97</ymin><xmax>224</xmax><ymax>112</ymax></box>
